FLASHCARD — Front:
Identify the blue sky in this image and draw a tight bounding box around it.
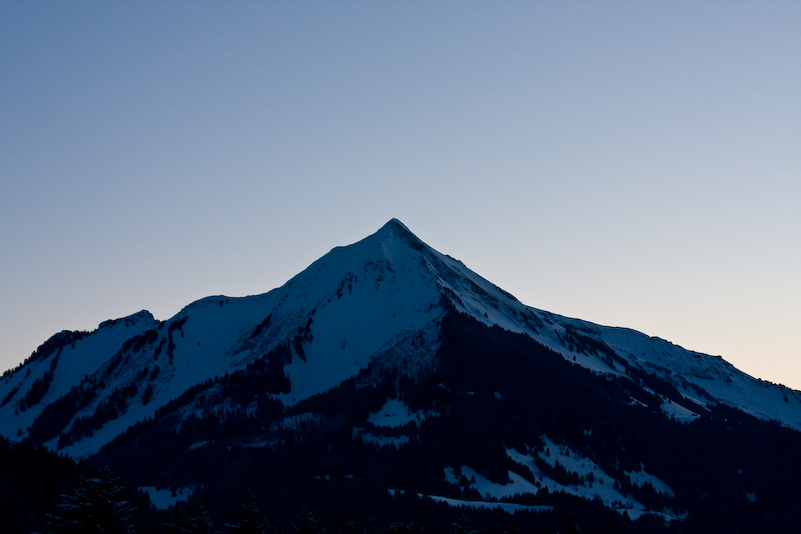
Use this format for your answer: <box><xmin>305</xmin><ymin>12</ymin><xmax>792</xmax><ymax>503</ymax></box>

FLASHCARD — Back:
<box><xmin>2</xmin><ymin>2</ymin><xmax>799</xmax><ymax>389</ymax></box>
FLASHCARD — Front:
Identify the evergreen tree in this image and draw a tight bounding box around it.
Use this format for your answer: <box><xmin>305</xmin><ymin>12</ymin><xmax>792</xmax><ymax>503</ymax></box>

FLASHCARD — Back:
<box><xmin>450</xmin><ymin>514</ymin><xmax>480</xmax><ymax>534</ymax></box>
<box><xmin>344</xmin><ymin>515</ymin><xmax>377</xmax><ymax>534</ymax></box>
<box><xmin>231</xmin><ymin>491</ymin><xmax>268</xmax><ymax>534</ymax></box>
<box><xmin>290</xmin><ymin>509</ymin><xmax>324</xmax><ymax>534</ymax></box>
<box><xmin>165</xmin><ymin>494</ymin><xmax>217</xmax><ymax>534</ymax></box>
<box><xmin>46</xmin><ymin>466</ymin><xmax>135</xmax><ymax>534</ymax></box>
<box><xmin>560</xmin><ymin>512</ymin><xmax>580</xmax><ymax>534</ymax></box>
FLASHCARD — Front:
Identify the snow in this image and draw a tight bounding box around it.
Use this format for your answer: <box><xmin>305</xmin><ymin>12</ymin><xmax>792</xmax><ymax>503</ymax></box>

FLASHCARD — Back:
<box><xmin>445</xmin><ymin>466</ymin><xmax>538</xmax><ymax>500</ymax></box>
<box><xmin>660</xmin><ymin>398</ymin><xmax>700</xmax><ymax>423</ymax></box>
<box><xmin>252</xmin><ymin>220</ymin><xmax>446</xmax><ymax>405</ymax></box>
<box><xmin>503</xmin><ymin>438</ymin><xmax>680</xmax><ymax>521</ymax></box>
<box><xmin>388</xmin><ymin>489</ymin><xmax>552</xmax><ymax>514</ymax></box>
<box><xmin>367</xmin><ymin>398</ymin><xmax>423</xmax><ymax>428</ymax></box>
<box><xmin>625</xmin><ymin>467</ymin><xmax>674</xmax><ymax>497</ymax></box>
<box><xmin>139</xmin><ymin>486</ymin><xmax>193</xmax><ymax>510</ymax></box>
<box><xmin>587</xmin><ymin>323</ymin><xmax>801</xmax><ymax>431</ymax></box>
<box><xmin>0</xmin><ymin>220</ymin><xmax>451</xmax><ymax>455</ymax></box>
<box><xmin>0</xmin><ymin>310</ymin><xmax>158</xmax><ymax>440</ymax></box>
<box><xmin>424</xmin><ymin>494</ymin><xmax>552</xmax><ymax>514</ymax></box>
<box><xmin>355</xmin><ymin>397</ymin><xmax>425</xmax><ymax>447</ymax></box>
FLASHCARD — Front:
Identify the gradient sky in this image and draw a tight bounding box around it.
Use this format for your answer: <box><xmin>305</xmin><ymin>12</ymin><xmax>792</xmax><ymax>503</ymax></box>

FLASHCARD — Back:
<box><xmin>2</xmin><ymin>2</ymin><xmax>799</xmax><ymax>389</ymax></box>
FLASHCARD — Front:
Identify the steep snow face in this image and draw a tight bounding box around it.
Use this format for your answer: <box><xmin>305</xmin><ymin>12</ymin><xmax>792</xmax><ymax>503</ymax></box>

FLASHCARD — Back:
<box><xmin>218</xmin><ymin>219</ymin><xmax>450</xmax><ymax>404</ymax></box>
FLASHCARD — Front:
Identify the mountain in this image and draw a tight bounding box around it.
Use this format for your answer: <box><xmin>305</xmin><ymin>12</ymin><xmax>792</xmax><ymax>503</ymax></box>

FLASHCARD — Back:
<box><xmin>3</xmin><ymin>219</ymin><xmax>801</xmax><ymax>533</ymax></box>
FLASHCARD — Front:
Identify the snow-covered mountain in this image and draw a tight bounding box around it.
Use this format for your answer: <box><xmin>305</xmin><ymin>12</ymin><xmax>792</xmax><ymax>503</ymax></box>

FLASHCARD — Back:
<box><xmin>6</xmin><ymin>218</ymin><xmax>801</xmax><ymax>531</ymax></box>
<box><xmin>2</xmin><ymin>218</ymin><xmax>800</xmax><ymax>460</ymax></box>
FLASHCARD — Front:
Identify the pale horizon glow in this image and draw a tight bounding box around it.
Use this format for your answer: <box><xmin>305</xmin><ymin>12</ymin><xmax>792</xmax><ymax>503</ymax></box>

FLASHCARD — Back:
<box><xmin>1</xmin><ymin>3</ymin><xmax>799</xmax><ymax>390</ymax></box>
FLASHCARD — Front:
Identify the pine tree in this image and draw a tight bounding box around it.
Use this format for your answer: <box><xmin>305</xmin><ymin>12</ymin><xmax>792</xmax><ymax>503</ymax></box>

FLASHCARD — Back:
<box><xmin>450</xmin><ymin>514</ymin><xmax>480</xmax><ymax>534</ymax></box>
<box><xmin>560</xmin><ymin>512</ymin><xmax>580</xmax><ymax>534</ymax></box>
<box><xmin>165</xmin><ymin>494</ymin><xmax>217</xmax><ymax>534</ymax></box>
<box><xmin>46</xmin><ymin>466</ymin><xmax>135</xmax><ymax>534</ymax></box>
<box><xmin>231</xmin><ymin>491</ymin><xmax>268</xmax><ymax>534</ymax></box>
<box><xmin>290</xmin><ymin>508</ymin><xmax>324</xmax><ymax>534</ymax></box>
<box><xmin>344</xmin><ymin>515</ymin><xmax>378</xmax><ymax>534</ymax></box>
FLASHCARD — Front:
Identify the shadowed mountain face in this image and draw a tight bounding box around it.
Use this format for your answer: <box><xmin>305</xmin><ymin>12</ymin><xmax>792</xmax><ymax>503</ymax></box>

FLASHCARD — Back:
<box><xmin>2</xmin><ymin>219</ymin><xmax>801</xmax><ymax>533</ymax></box>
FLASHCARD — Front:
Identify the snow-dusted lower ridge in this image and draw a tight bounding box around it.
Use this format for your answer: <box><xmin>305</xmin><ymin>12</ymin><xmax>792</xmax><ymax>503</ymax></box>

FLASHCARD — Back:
<box><xmin>1</xmin><ymin>218</ymin><xmax>800</xmax><ymax>458</ymax></box>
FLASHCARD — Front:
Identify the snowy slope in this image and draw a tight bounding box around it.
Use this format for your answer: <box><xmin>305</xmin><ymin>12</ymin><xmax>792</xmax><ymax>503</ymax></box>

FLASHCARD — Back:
<box><xmin>2</xmin><ymin>218</ymin><xmax>800</xmax><ymax>459</ymax></box>
<box><xmin>0</xmin><ymin>220</ymin><xmax>448</xmax><ymax>455</ymax></box>
<box><xmin>538</xmin><ymin>313</ymin><xmax>801</xmax><ymax>430</ymax></box>
<box><xmin>403</xmin><ymin>239</ymin><xmax>801</xmax><ymax>430</ymax></box>
<box><xmin>0</xmin><ymin>311</ymin><xmax>158</xmax><ymax>439</ymax></box>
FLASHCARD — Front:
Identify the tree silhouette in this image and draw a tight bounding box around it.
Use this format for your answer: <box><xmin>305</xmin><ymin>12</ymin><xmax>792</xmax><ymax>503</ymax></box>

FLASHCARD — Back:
<box><xmin>46</xmin><ymin>466</ymin><xmax>135</xmax><ymax>534</ymax></box>
<box><xmin>290</xmin><ymin>508</ymin><xmax>324</xmax><ymax>534</ymax></box>
<box><xmin>165</xmin><ymin>494</ymin><xmax>217</xmax><ymax>534</ymax></box>
<box><xmin>231</xmin><ymin>491</ymin><xmax>268</xmax><ymax>534</ymax></box>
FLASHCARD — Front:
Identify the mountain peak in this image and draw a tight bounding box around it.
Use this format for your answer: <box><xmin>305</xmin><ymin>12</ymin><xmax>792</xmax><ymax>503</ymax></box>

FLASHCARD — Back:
<box><xmin>381</xmin><ymin>217</ymin><xmax>407</xmax><ymax>231</ymax></box>
<box><xmin>372</xmin><ymin>218</ymin><xmax>427</xmax><ymax>253</ymax></box>
<box><xmin>376</xmin><ymin>218</ymin><xmax>415</xmax><ymax>240</ymax></box>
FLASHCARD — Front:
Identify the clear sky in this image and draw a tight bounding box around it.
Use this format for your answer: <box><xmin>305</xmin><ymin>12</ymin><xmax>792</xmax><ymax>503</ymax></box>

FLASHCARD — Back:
<box><xmin>2</xmin><ymin>2</ymin><xmax>799</xmax><ymax>389</ymax></box>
